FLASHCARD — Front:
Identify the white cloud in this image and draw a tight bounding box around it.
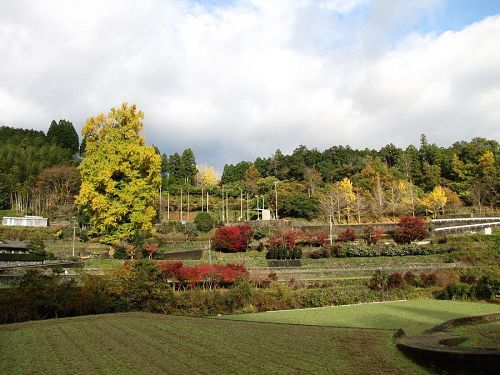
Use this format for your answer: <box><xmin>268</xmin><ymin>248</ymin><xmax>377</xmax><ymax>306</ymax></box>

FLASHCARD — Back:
<box><xmin>0</xmin><ymin>1</ymin><xmax>499</xmax><ymax>171</ymax></box>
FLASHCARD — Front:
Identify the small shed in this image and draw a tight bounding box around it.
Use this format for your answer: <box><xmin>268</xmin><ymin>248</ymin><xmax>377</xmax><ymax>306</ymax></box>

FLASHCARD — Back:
<box><xmin>0</xmin><ymin>240</ymin><xmax>28</xmax><ymax>254</ymax></box>
<box><xmin>261</xmin><ymin>209</ymin><xmax>271</xmax><ymax>221</ymax></box>
<box><xmin>253</xmin><ymin>209</ymin><xmax>271</xmax><ymax>221</ymax></box>
<box><xmin>2</xmin><ymin>216</ymin><xmax>48</xmax><ymax>227</ymax></box>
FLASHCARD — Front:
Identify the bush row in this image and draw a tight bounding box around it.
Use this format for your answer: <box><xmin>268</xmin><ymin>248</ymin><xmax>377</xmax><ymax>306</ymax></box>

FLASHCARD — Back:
<box><xmin>310</xmin><ymin>243</ymin><xmax>448</xmax><ymax>258</ymax></box>
<box><xmin>265</xmin><ymin>246</ymin><xmax>302</xmax><ymax>260</ymax></box>
<box><xmin>367</xmin><ymin>269</ymin><xmax>500</xmax><ymax>302</ymax></box>
<box><xmin>437</xmin><ymin>273</ymin><xmax>500</xmax><ymax>301</ymax></box>
<box><xmin>160</xmin><ymin>262</ymin><xmax>248</xmax><ymax>290</ymax></box>
<box><xmin>0</xmin><ymin>263</ymin><xmax>435</xmax><ymax>324</ymax></box>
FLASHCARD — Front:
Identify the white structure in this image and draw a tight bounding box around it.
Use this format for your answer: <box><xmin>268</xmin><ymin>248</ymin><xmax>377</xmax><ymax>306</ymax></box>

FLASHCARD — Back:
<box><xmin>261</xmin><ymin>209</ymin><xmax>271</xmax><ymax>221</ymax></box>
<box><xmin>2</xmin><ymin>216</ymin><xmax>48</xmax><ymax>227</ymax></box>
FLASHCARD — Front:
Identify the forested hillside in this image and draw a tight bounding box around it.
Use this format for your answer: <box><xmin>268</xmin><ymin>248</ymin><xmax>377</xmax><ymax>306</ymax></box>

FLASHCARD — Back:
<box><xmin>0</xmin><ymin>121</ymin><xmax>498</xmax><ymax>223</ymax></box>
<box><xmin>216</xmin><ymin>135</ymin><xmax>499</xmax><ymax>221</ymax></box>
<box><xmin>0</xmin><ymin>121</ymin><xmax>79</xmax><ymax>215</ymax></box>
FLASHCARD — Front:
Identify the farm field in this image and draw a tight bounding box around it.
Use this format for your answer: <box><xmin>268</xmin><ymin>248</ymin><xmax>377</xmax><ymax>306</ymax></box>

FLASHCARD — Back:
<box><xmin>0</xmin><ymin>312</ymin><xmax>430</xmax><ymax>375</ymax></box>
<box><xmin>221</xmin><ymin>299</ymin><xmax>500</xmax><ymax>335</ymax></box>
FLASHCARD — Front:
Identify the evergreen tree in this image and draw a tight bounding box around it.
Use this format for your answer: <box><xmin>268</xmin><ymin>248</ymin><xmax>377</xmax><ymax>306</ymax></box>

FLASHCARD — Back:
<box><xmin>180</xmin><ymin>148</ymin><xmax>197</xmax><ymax>184</ymax></box>
<box><xmin>168</xmin><ymin>153</ymin><xmax>182</xmax><ymax>183</ymax></box>
<box><xmin>47</xmin><ymin>119</ymin><xmax>79</xmax><ymax>154</ymax></box>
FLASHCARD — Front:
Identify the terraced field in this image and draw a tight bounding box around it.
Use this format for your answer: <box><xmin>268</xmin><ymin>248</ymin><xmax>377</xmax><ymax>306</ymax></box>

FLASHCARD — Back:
<box><xmin>222</xmin><ymin>299</ymin><xmax>500</xmax><ymax>335</ymax></box>
<box><xmin>451</xmin><ymin>321</ymin><xmax>500</xmax><ymax>349</ymax></box>
<box><xmin>2</xmin><ymin>300</ymin><xmax>499</xmax><ymax>374</ymax></box>
<box><xmin>0</xmin><ymin>312</ymin><xmax>429</xmax><ymax>375</ymax></box>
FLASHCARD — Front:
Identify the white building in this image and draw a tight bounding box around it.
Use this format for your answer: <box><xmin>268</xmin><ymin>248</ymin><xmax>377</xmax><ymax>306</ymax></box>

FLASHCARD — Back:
<box><xmin>2</xmin><ymin>216</ymin><xmax>48</xmax><ymax>227</ymax></box>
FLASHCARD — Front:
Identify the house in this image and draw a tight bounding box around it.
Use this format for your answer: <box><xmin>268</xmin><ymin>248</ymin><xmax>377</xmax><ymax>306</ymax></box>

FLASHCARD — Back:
<box><xmin>1</xmin><ymin>216</ymin><xmax>48</xmax><ymax>227</ymax></box>
<box><xmin>0</xmin><ymin>240</ymin><xmax>28</xmax><ymax>254</ymax></box>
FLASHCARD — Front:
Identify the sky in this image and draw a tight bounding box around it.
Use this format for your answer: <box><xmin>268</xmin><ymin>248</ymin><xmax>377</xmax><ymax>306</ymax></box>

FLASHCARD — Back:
<box><xmin>1</xmin><ymin>0</ymin><xmax>500</xmax><ymax>172</ymax></box>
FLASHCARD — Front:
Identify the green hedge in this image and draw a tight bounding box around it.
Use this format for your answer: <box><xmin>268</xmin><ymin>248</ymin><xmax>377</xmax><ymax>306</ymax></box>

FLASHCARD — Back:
<box><xmin>336</xmin><ymin>243</ymin><xmax>447</xmax><ymax>257</ymax></box>
<box><xmin>266</xmin><ymin>246</ymin><xmax>302</xmax><ymax>260</ymax></box>
<box><xmin>0</xmin><ymin>253</ymin><xmax>46</xmax><ymax>262</ymax></box>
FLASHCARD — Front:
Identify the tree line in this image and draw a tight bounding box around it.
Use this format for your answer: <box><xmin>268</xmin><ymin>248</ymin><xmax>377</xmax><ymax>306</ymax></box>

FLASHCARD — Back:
<box><xmin>1</xmin><ymin>110</ymin><xmax>498</xmax><ymax>229</ymax></box>
<box><xmin>216</xmin><ymin>135</ymin><xmax>498</xmax><ymax>221</ymax></box>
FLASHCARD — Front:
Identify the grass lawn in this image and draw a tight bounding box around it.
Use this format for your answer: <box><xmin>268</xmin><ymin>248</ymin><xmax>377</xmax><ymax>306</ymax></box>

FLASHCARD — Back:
<box><xmin>0</xmin><ymin>312</ymin><xmax>430</xmax><ymax>375</ymax></box>
<box><xmin>221</xmin><ymin>299</ymin><xmax>500</xmax><ymax>336</ymax></box>
<box><xmin>451</xmin><ymin>321</ymin><xmax>500</xmax><ymax>349</ymax></box>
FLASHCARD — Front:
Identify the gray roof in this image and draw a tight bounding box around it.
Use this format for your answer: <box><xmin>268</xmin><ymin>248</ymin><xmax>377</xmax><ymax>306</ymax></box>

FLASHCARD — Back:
<box><xmin>0</xmin><ymin>240</ymin><xmax>28</xmax><ymax>250</ymax></box>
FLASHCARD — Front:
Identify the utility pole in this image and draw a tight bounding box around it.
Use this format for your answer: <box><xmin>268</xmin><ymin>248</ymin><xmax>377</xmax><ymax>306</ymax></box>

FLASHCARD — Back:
<box><xmin>207</xmin><ymin>191</ymin><xmax>209</xmax><ymax>212</ymax></box>
<box><xmin>240</xmin><ymin>189</ymin><xmax>243</xmax><ymax>220</ymax></box>
<box><xmin>225</xmin><ymin>190</ymin><xmax>229</xmax><ymax>224</ymax></box>
<box><xmin>329</xmin><ymin>214</ymin><xmax>333</xmax><ymax>245</ymax></box>
<box><xmin>221</xmin><ymin>188</ymin><xmax>225</xmax><ymax>222</ymax></box>
<box><xmin>72</xmin><ymin>217</ymin><xmax>76</xmax><ymax>257</ymax></box>
<box><xmin>180</xmin><ymin>188</ymin><xmax>183</xmax><ymax>221</ymax></box>
<box><xmin>187</xmin><ymin>190</ymin><xmax>190</xmax><ymax>220</ymax></box>
<box><xmin>159</xmin><ymin>184</ymin><xmax>162</xmax><ymax>222</ymax></box>
<box><xmin>274</xmin><ymin>181</ymin><xmax>279</xmax><ymax>220</ymax></box>
<box><xmin>208</xmin><ymin>239</ymin><xmax>212</xmax><ymax>265</ymax></box>
<box><xmin>246</xmin><ymin>192</ymin><xmax>249</xmax><ymax>220</ymax></box>
<box><xmin>167</xmin><ymin>191</ymin><xmax>170</xmax><ymax>220</ymax></box>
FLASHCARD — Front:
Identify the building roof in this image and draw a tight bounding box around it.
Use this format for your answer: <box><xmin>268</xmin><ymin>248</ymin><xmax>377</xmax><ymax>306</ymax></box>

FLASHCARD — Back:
<box><xmin>0</xmin><ymin>240</ymin><xmax>28</xmax><ymax>250</ymax></box>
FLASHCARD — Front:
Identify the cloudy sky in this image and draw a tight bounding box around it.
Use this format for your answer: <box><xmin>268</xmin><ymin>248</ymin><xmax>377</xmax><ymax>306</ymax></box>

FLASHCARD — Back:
<box><xmin>1</xmin><ymin>0</ymin><xmax>499</xmax><ymax>171</ymax></box>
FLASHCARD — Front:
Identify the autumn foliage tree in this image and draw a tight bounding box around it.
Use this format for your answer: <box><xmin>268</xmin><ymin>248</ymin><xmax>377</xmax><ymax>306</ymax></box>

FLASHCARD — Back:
<box><xmin>421</xmin><ymin>185</ymin><xmax>447</xmax><ymax>218</ymax></box>
<box><xmin>211</xmin><ymin>225</ymin><xmax>252</xmax><ymax>252</ymax></box>
<box><xmin>269</xmin><ymin>229</ymin><xmax>301</xmax><ymax>249</ymax></box>
<box><xmin>76</xmin><ymin>103</ymin><xmax>161</xmax><ymax>243</ymax></box>
<box><xmin>393</xmin><ymin>216</ymin><xmax>428</xmax><ymax>244</ymax></box>
<box><xmin>363</xmin><ymin>226</ymin><xmax>383</xmax><ymax>245</ymax></box>
<box><xmin>336</xmin><ymin>228</ymin><xmax>356</xmax><ymax>242</ymax></box>
<box><xmin>160</xmin><ymin>261</ymin><xmax>248</xmax><ymax>290</ymax></box>
<box><xmin>144</xmin><ymin>242</ymin><xmax>159</xmax><ymax>259</ymax></box>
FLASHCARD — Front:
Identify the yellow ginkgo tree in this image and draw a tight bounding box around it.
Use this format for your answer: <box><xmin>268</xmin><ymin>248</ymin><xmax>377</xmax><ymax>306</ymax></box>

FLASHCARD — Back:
<box><xmin>421</xmin><ymin>186</ymin><xmax>447</xmax><ymax>219</ymax></box>
<box><xmin>76</xmin><ymin>103</ymin><xmax>161</xmax><ymax>243</ymax></box>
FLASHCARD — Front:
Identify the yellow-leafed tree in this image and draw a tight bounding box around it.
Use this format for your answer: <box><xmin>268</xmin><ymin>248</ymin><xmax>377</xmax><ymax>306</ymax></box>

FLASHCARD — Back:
<box><xmin>196</xmin><ymin>164</ymin><xmax>219</xmax><ymax>187</ymax></box>
<box><xmin>76</xmin><ymin>103</ymin><xmax>161</xmax><ymax>243</ymax></box>
<box><xmin>421</xmin><ymin>186</ymin><xmax>447</xmax><ymax>219</ymax></box>
<box><xmin>338</xmin><ymin>177</ymin><xmax>356</xmax><ymax>222</ymax></box>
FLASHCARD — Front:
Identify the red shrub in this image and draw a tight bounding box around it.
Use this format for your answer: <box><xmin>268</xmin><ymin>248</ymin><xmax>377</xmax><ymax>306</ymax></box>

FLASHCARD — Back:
<box><xmin>212</xmin><ymin>225</ymin><xmax>252</xmax><ymax>252</ymax></box>
<box><xmin>215</xmin><ymin>263</ymin><xmax>248</xmax><ymax>285</ymax></box>
<box><xmin>144</xmin><ymin>242</ymin><xmax>159</xmax><ymax>259</ymax></box>
<box><xmin>403</xmin><ymin>271</ymin><xmax>416</xmax><ymax>285</ymax></box>
<box><xmin>268</xmin><ymin>272</ymin><xmax>278</xmax><ymax>281</ymax></box>
<box><xmin>388</xmin><ymin>272</ymin><xmax>404</xmax><ymax>289</ymax></box>
<box><xmin>363</xmin><ymin>226</ymin><xmax>383</xmax><ymax>245</ymax></box>
<box><xmin>160</xmin><ymin>261</ymin><xmax>183</xmax><ymax>279</ymax></box>
<box><xmin>176</xmin><ymin>266</ymin><xmax>203</xmax><ymax>288</ymax></box>
<box><xmin>435</xmin><ymin>270</ymin><xmax>459</xmax><ymax>287</ymax></box>
<box><xmin>269</xmin><ymin>229</ymin><xmax>302</xmax><ymax>249</ymax></box>
<box><xmin>336</xmin><ymin>228</ymin><xmax>356</xmax><ymax>242</ymax></box>
<box><xmin>393</xmin><ymin>216</ymin><xmax>427</xmax><ymax>244</ymax></box>
<box><xmin>420</xmin><ymin>272</ymin><xmax>437</xmax><ymax>287</ymax></box>
<box><xmin>300</xmin><ymin>230</ymin><xmax>328</xmax><ymax>246</ymax></box>
<box><xmin>460</xmin><ymin>275</ymin><xmax>477</xmax><ymax>285</ymax></box>
<box><xmin>161</xmin><ymin>262</ymin><xmax>248</xmax><ymax>289</ymax></box>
